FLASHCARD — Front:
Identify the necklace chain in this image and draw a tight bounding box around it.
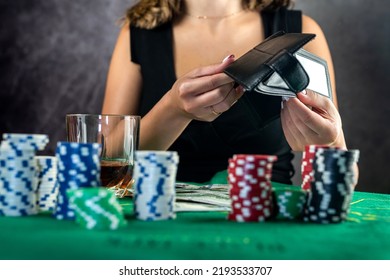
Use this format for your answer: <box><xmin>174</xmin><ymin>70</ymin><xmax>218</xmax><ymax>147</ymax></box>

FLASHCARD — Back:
<box><xmin>185</xmin><ymin>9</ymin><xmax>244</xmax><ymax>20</ymax></box>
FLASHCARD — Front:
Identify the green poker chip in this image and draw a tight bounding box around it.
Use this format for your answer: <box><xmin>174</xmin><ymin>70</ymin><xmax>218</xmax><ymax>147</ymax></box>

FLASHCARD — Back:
<box><xmin>272</xmin><ymin>185</ymin><xmax>307</xmax><ymax>220</ymax></box>
<box><xmin>67</xmin><ymin>188</ymin><xmax>127</xmax><ymax>230</ymax></box>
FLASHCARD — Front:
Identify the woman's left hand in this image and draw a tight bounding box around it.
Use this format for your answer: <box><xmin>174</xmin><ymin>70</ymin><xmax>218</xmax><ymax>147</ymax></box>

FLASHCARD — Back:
<box><xmin>280</xmin><ymin>89</ymin><xmax>346</xmax><ymax>151</ymax></box>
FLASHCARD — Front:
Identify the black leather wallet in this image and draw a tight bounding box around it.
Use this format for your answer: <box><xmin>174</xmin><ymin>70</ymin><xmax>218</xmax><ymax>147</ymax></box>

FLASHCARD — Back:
<box><xmin>224</xmin><ymin>31</ymin><xmax>332</xmax><ymax>99</ymax></box>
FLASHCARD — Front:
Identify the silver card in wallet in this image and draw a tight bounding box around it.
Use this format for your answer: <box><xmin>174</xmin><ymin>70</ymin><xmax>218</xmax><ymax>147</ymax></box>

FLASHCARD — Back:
<box><xmin>255</xmin><ymin>49</ymin><xmax>333</xmax><ymax>100</ymax></box>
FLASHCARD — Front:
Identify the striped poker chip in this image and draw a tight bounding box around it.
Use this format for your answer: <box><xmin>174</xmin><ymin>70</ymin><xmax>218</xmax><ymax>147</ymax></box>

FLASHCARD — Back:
<box><xmin>35</xmin><ymin>156</ymin><xmax>58</xmax><ymax>212</ymax></box>
<box><xmin>67</xmin><ymin>187</ymin><xmax>126</xmax><ymax>230</ymax></box>
<box><xmin>0</xmin><ymin>133</ymin><xmax>56</xmax><ymax>216</ymax></box>
<box><xmin>228</xmin><ymin>154</ymin><xmax>277</xmax><ymax>222</ymax></box>
<box><xmin>2</xmin><ymin>133</ymin><xmax>49</xmax><ymax>151</ymax></box>
<box><xmin>301</xmin><ymin>145</ymin><xmax>341</xmax><ymax>190</ymax></box>
<box><xmin>53</xmin><ymin>142</ymin><xmax>102</xmax><ymax>220</ymax></box>
<box><xmin>0</xmin><ymin>133</ymin><xmax>52</xmax><ymax>216</ymax></box>
<box><xmin>133</xmin><ymin>151</ymin><xmax>179</xmax><ymax>221</ymax></box>
<box><xmin>303</xmin><ymin>147</ymin><xmax>359</xmax><ymax>224</ymax></box>
<box><xmin>272</xmin><ymin>186</ymin><xmax>307</xmax><ymax>220</ymax></box>
<box><xmin>0</xmin><ymin>148</ymin><xmax>38</xmax><ymax>216</ymax></box>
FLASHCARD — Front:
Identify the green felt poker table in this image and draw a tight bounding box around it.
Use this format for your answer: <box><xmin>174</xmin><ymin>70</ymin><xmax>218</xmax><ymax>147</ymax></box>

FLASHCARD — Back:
<box><xmin>0</xmin><ymin>182</ymin><xmax>389</xmax><ymax>260</ymax></box>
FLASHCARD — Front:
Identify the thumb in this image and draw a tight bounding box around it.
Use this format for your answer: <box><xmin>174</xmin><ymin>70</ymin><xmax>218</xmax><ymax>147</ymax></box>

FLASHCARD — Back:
<box><xmin>189</xmin><ymin>54</ymin><xmax>235</xmax><ymax>78</ymax></box>
<box><xmin>297</xmin><ymin>89</ymin><xmax>331</xmax><ymax>111</ymax></box>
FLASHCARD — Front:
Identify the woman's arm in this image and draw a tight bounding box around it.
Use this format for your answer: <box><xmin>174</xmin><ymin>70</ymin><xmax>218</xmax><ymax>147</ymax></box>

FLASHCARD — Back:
<box><xmin>102</xmin><ymin>25</ymin><xmax>243</xmax><ymax>151</ymax></box>
<box><xmin>281</xmin><ymin>14</ymin><xmax>346</xmax><ymax>151</ymax></box>
<box><xmin>280</xmin><ymin>14</ymin><xmax>359</xmax><ymax>185</ymax></box>
<box><xmin>102</xmin><ymin>25</ymin><xmax>142</xmax><ymax>116</ymax></box>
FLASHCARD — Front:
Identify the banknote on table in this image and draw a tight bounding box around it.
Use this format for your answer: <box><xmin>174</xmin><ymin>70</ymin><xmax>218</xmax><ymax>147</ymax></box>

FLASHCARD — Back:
<box><xmin>174</xmin><ymin>202</ymin><xmax>230</xmax><ymax>212</ymax></box>
<box><xmin>175</xmin><ymin>183</ymin><xmax>231</xmax><ymax>212</ymax></box>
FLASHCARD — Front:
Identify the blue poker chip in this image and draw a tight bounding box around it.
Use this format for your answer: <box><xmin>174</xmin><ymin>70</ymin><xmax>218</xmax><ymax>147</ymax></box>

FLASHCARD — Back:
<box><xmin>0</xmin><ymin>133</ymin><xmax>52</xmax><ymax>216</ymax></box>
<box><xmin>1</xmin><ymin>133</ymin><xmax>49</xmax><ymax>151</ymax></box>
<box><xmin>53</xmin><ymin>142</ymin><xmax>102</xmax><ymax>220</ymax></box>
<box><xmin>133</xmin><ymin>151</ymin><xmax>179</xmax><ymax>221</ymax></box>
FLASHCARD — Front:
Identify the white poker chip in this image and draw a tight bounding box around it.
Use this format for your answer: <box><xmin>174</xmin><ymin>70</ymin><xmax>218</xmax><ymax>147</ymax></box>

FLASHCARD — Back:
<box><xmin>133</xmin><ymin>151</ymin><xmax>179</xmax><ymax>221</ymax></box>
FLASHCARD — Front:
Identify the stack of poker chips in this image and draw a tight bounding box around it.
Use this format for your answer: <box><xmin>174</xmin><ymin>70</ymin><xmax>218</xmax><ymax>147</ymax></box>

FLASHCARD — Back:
<box><xmin>133</xmin><ymin>151</ymin><xmax>179</xmax><ymax>221</ymax></box>
<box><xmin>67</xmin><ymin>188</ymin><xmax>126</xmax><ymax>230</ymax></box>
<box><xmin>304</xmin><ymin>147</ymin><xmax>359</xmax><ymax>223</ymax></box>
<box><xmin>54</xmin><ymin>142</ymin><xmax>101</xmax><ymax>220</ymax></box>
<box><xmin>35</xmin><ymin>156</ymin><xmax>58</xmax><ymax>212</ymax></box>
<box><xmin>273</xmin><ymin>185</ymin><xmax>307</xmax><ymax>220</ymax></box>
<box><xmin>1</xmin><ymin>133</ymin><xmax>49</xmax><ymax>151</ymax></box>
<box><xmin>301</xmin><ymin>145</ymin><xmax>341</xmax><ymax>190</ymax></box>
<box><xmin>227</xmin><ymin>154</ymin><xmax>277</xmax><ymax>222</ymax></box>
<box><xmin>0</xmin><ymin>133</ymin><xmax>49</xmax><ymax>216</ymax></box>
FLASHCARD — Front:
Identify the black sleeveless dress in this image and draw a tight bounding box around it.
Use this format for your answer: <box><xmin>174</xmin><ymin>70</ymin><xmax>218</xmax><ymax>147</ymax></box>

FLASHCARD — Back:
<box><xmin>130</xmin><ymin>8</ymin><xmax>302</xmax><ymax>184</ymax></box>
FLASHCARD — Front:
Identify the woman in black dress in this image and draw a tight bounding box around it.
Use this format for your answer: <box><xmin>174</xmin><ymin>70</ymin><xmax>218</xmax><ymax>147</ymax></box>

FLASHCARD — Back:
<box><xmin>102</xmin><ymin>0</ymin><xmax>356</xmax><ymax>184</ymax></box>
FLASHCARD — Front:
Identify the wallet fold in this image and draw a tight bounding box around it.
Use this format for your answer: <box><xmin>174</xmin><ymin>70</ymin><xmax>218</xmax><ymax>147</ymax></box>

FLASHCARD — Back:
<box><xmin>224</xmin><ymin>31</ymin><xmax>316</xmax><ymax>94</ymax></box>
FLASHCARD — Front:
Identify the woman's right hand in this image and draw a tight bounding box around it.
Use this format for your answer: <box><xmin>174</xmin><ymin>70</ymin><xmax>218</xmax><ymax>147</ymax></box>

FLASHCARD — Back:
<box><xmin>167</xmin><ymin>55</ymin><xmax>244</xmax><ymax>122</ymax></box>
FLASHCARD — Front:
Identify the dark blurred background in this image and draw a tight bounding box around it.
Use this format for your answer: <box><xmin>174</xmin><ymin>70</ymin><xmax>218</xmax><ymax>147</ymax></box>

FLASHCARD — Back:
<box><xmin>0</xmin><ymin>0</ymin><xmax>389</xmax><ymax>193</ymax></box>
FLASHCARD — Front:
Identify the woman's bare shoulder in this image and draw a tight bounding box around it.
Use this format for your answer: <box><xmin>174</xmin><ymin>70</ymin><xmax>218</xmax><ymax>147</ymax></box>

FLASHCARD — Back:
<box><xmin>301</xmin><ymin>14</ymin><xmax>324</xmax><ymax>36</ymax></box>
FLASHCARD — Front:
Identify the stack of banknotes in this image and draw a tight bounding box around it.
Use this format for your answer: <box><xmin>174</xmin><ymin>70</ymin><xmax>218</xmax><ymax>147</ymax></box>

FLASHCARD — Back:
<box><xmin>174</xmin><ymin>183</ymin><xmax>230</xmax><ymax>212</ymax></box>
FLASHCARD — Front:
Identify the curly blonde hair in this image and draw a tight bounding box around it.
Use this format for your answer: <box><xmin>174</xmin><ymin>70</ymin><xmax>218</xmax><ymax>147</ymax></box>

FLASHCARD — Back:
<box><xmin>125</xmin><ymin>0</ymin><xmax>292</xmax><ymax>29</ymax></box>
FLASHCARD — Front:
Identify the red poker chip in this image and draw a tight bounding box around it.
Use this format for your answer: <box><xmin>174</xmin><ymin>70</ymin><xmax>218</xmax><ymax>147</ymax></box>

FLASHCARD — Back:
<box><xmin>232</xmin><ymin>154</ymin><xmax>277</xmax><ymax>162</ymax></box>
<box><xmin>230</xmin><ymin>195</ymin><xmax>273</xmax><ymax>205</ymax></box>
<box><xmin>228</xmin><ymin>181</ymin><xmax>272</xmax><ymax>187</ymax></box>
<box><xmin>228</xmin><ymin>177</ymin><xmax>272</xmax><ymax>184</ymax></box>
<box><xmin>228</xmin><ymin>213</ymin><xmax>268</xmax><ymax>222</ymax></box>
<box><xmin>228</xmin><ymin>154</ymin><xmax>277</xmax><ymax>222</ymax></box>
<box><xmin>228</xmin><ymin>206</ymin><xmax>273</xmax><ymax>221</ymax></box>
<box><xmin>230</xmin><ymin>195</ymin><xmax>273</xmax><ymax>204</ymax></box>
<box><xmin>228</xmin><ymin>184</ymin><xmax>272</xmax><ymax>190</ymax></box>
<box><xmin>230</xmin><ymin>201</ymin><xmax>273</xmax><ymax>210</ymax></box>
<box><xmin>301</xmin><ymin>145</ymin><xmax>345</xmax><ymax>191</ymax></box>
<box><xmin>228</xmin><ymin>174</ymin><xmax>273</xmax><ymax>182</ymax></box>
<box><xmin>228</xmin><ymin>164</ymin><xmax>273</xmax><ymax>173</ymax></box>
<box><xmin>230</xmin><ymin>210</ymin><xmax>267</xmax><ymax>219</ymax></box>
<box><xmin>301</xmin><ymin>171</ymin><xmax>312</xmax><ymax>175</ymax></box>
<box><xmin>230</xmin><ymin>170</ymin><xmax>273</xmax><ymax>178</ymax></box>
<box><xmin>230</xmin><ymin>206</ymin><xmax>273</xmax><ymax>215</ymax></box>
<box><xmin>301</xmin><ymin>166</ymin><xmax>313</xmax><ymax>172</ymax></box>
<box><xmin>230</xmin><ymin>195</ymin><xmax>272</xmax><ymax>202</ymax></box>
<box><xmin>229</xmin><ymin>178</ymin><xmax>272</xmax><ymax>185</ymax></box>
<box><xmin>230</xmin><ymin>202</ymin><xmax>273</xmax><ymax>213</ymax></box>
<box><xmin>229</xmin><ymin>171</ymin><xmax>273</xmax><ymax>178</ymax></box>
<box><xmin>301</xmin><ymin>160</ymin><xmax>314</xmax><ymax>165</ymax></box>
<box><xmin>229</xmin><ymin>188</ymin><xmax>272</xmax><ymax>197</ymax></box>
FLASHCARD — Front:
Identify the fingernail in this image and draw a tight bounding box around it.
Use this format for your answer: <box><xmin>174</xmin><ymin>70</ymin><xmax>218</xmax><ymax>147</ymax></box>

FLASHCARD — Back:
<box><xmin>222</xmin><ymin>54</ymin><xmax>234</xmax><ymax>63</ymax></box>
<box><xmin>302</xmin><ymin>89</ymin><xmax>307</xmax><ymax>95</ymax></box>
<box><xmin>281</xmin><ymin>100</ymin><xmax>284</xmax><ymax>109</ymax></box>
<box><xmin>235</xmin><ymin>85</ymin><xmax>244</xmax><ymax>94</ymax></box>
